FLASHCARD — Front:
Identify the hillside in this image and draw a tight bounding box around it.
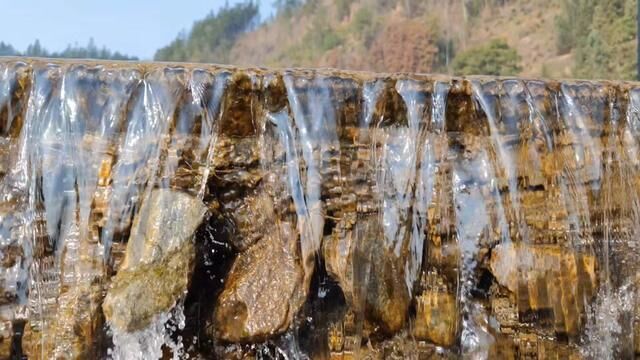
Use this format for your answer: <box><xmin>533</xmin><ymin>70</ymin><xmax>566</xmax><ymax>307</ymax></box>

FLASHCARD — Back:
<box><xmin>155</xmin><ymin>0</ymin><xmax>637</xmax><ymax>80</ymax></box>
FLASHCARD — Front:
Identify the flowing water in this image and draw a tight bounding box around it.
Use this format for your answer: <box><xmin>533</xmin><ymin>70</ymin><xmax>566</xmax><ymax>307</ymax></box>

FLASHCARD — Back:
<box><xmin>0</xmin><ymin>58</ymin><xmax>639</xmax><ymax>359</ymax></box>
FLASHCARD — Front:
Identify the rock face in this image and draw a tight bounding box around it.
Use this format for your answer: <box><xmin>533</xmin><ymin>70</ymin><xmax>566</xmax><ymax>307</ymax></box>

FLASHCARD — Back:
<box><xmin>413</xmin><ymin>271</ymin><xmax>457</xmax><ymax>347</ymax></box>
<box><xmin>224</xmin><ymin>188</ymin><xmax>275</xmax><ymax>252</ymax></box>
<box><xmin>323</xmin><ymin>215</ymin><xmax>412</xmax><ymax>336</ymax></box>
<box><xmin>489</xmin><ymin>242</ymin><xmax>597</xmax><ymax>337</ymax></box>
<box><xmin>213</xmin><ymin>221</ymin><xmax>305</xmax><ymax>342</ymax></box>
<box><xmin>103</xmin><ymin>189</ymin><xmax>206</xmax><ymax>332</ymax></box>
<box><xmin>1</xmin><ymin>58</ymin><xmax>640</xmax><ymax>359</ymax></box>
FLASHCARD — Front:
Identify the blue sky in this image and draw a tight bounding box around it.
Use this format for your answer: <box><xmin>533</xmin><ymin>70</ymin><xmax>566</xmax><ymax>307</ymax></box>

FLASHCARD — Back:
<box><xmin>0</xmin><ymin>0</ymin><xmax>273</xmax><ymax>60</ymax></box>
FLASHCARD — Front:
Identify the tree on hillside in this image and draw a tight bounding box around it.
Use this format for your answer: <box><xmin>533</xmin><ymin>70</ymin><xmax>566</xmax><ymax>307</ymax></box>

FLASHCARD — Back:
<box><xmin>25</xmin><ymin>39</ymin><xmax>48</xmax><ymax>57</ymax></box>
<box><xmin>452</xmin><ymin>39</ymin><xmax>521</xmax><ymax>76</ymax></box>
<box><xmin>559</xmin><ymin>0</ymin><xmax>636</xmax><ymax>80</ymax></box>
<box><xmin>574</xmin><ymin>30</ymin><xmax>611</xmax><ymax>79</ymax></box>
<box><xmin>1</xmin><ymin>38</ymin><xmax>136</xmax><ymax>60</ymax></box>
<box><xmin>155</xmin><ymin>1</ymin><xmax>259</xmax><ymax>63</ymax></box>
<box><xmin>274</xmin><ymin>0</ymin><xmax>303</xmax><ymax>16</ymax></box>
<box><xmin>464</xmin><ymin>0</ymin><xmax>515</xmax><ymax>19</ymax></box>
<box><xmin>51</xmin><ymin>38</ymin><xmax>137</xmax><ymax>60</ymax></box>
<box><xmin>0</xmin><ymin>42</ymin><xmax>18</xmax><ymax>56</ymax></box>
<box><xmin>334</xmin><ymin>0</ymin><xmax>354</xmax><ymax>19</ymax></box>
<box><xmin>555</xmin><ymin>0</ymin><xmax>598</xmax><ymax>55</ymax></box>
<box><xmin>369</xmin><ymin>17</ymin><xmax>437</xmax><ymax>73</ymax></box>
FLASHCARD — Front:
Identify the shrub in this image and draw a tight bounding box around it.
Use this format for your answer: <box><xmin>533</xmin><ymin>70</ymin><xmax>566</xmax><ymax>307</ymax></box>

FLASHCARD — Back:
<box><xmin>334</xmin><ymin>0</ymin><xmax>354</xmax><ymax>19</ymax></box>
<box><xmin>554</xmin><ymin>0</ymin><xmax>598</xmax><ymax>55</ymax></box>
<box><xmin>571</xmin><ymin>0</ymin><xmax>636</xmax><ymax>80</ymax></box>
<box><xmin>452</xmin><ymin>39</ymin><xmax>522</xmax><ymax>76</ymax></box>
<box><xmin>350</xmin><ymin>8</ymin><xmax>379</xmax><ymax>47</ymax></box>
<box><xmin>288</xmin><ymin>13</ymin><xmax>344</xmax><ymax>63</ymax></box>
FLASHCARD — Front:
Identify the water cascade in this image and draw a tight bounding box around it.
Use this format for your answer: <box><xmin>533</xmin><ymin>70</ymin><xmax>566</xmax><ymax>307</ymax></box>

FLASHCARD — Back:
<box><xmin>0</xmin><ymin>58</ymin><xmax>639</xmax><ymax>359</ymax></box>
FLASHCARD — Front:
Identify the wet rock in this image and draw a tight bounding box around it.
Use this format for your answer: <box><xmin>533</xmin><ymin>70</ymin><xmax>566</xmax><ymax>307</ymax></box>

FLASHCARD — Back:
<box><xmin>412</xmin><ymin>271</ymin><xmax>458</xmax><ymax>347</ymax></box>
<box><xmin>50</xmin><ymin>277</ymin><xmax>104</xmax><ymax>358</ymax></box>
<box><xmin>218</xmin><ymin>72</ymin><xmax>258</xmax><ymax>138</ymax></box>
<box><xmin>635</xmin><ymin>321</ymin><xmax>640</xmax><ymax>355</ymax></box>
<box><xmin>365</xmin><ymin>246</ymin><xmax>411</xmax><ymax>335</ymax></box>
<box><xmin>352</xmin><ymin>333</ymin><xmax>458</xmax><ymax>360</ymax></box>
<box><xmin>224</xmin><ymin>188</ymin><xmax>275</xmax><ymax>252</ymax></box>
<box><xmin>213</xmin><ymin>220</ymin><xmax>306</xmax><ymax>343</ymax></box>
<box><xmin>324</xmin><ymin>214</ymin><xmax>410</xmax><ymax>335</ymax></box>
<box><xmin>103</xmin><ymin>189</ymin><xmax>206</xmax><ymax>332</ymax></box>
<box><xmin>0</xmin><ymin>320</ymin><xmax>13</xmax><ymax>358</ymax></box>
<box><xmin>489</xmin><ymin>242</ymin><xmax>597</xmax><ymax>337</ymax></box>
<box><xmin>212</xmin><ymin>137</ymin><xmax>261</xmax><ymax>171</ymax></box>
<box><xmin>488</xmin><ymin>331</ymin><xmax>583</xmax><ymax>359</ymax></box>
<box><xmin>322</xmin><ymin>213</ymin><xmax>356</xmax><ymax>302</ymax></box>
<box><xmin>21</xmin><ymin>219</ymin><xmax>107</xmax><ymax>358</ymax></box>
<box><xmin>104</xmin><ymin>244</ymin><xmax>195</xmax><ymax>333</ymax></box>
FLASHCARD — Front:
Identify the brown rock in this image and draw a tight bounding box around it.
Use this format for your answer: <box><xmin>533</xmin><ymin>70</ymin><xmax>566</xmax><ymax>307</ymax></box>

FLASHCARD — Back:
<box><xmin>324</xmin><ymin>214</ymin><xmax>410</xmax><ymax>335</ymax></box>
<box><xmin>489</xmin><ymin>242</ymin><xmax>597</xmax><ymax>337</ymax></box>
<box><xmin>635</xmin><ymin>289</ymin><xmax>640</xmax><ymax>355</ymax></box>
<box><xmin>365</xmin><ymin>247</ymin><xmax>411</xmax><ymax>335</ymax></box>
<box><xmin>412</xmin><ymin>271</ymin><xmax>458</xmax><ymax>347</ymax></box>
<box><xmin>323</xmin><ymin>213</ymin><xmax>357</xmax><ymax>302</ymax></box>
<box><xmin>213</xmin><ymin>220</ymin><xmax>306</xmax><ymax>342</ymax></box>
<box><xmin>225</xmin><ymin>188</ymin><xmax>275</xmax><ymax>252</ymax></box>
<box><xmin>0</xmin><ymin>320</ymin><xmax>13</xmax><ymax>359</ymax></box>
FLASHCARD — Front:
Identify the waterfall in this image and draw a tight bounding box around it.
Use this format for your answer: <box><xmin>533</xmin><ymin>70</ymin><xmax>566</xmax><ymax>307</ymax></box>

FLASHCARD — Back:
<box><xmin>0</xmin><ymin>58</ymin><xmax>638</xmax><ymax>359</ymax></box>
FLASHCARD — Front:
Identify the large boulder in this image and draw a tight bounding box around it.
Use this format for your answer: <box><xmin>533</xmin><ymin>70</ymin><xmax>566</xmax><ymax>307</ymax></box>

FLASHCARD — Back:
<box><xmin>103</xmin><ymin>189</ymin><xmax>207</xmax><ymax>332</ymax></box>
<box><xmin>213</xmin><ymin>220</ymin><xmax>306</xmax><ymax>342</ymax></box>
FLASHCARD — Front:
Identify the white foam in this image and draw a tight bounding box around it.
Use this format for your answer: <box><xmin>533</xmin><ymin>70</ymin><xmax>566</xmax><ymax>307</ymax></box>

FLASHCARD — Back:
<box><xmin>108</xmin><ymin>302</ymin><xmax>187</xmax><ymax>360</ymax></box>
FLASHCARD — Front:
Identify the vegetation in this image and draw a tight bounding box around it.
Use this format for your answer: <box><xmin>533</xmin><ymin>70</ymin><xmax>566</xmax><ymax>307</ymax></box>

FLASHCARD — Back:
<box><xmin>152</xmin><ymin>0</ymin><xmax>640</xmax><ymax>79</ymax></box>
<box><xmin>571</xmin><ymin>0</ymin><xmax>636</xmax><ymax>80</ymax></box>
<box><xmin>350</xmin><ymin>7</ymin><xmax>380</xmax><ymax>47</ymax></box>
<box><xmin>335</xmin><ymin>0</ymin><xmax>355</xmax><ymax>19</ymax></box>
<box><xmin>288</xmin><ymin>8</ymin><xmax>344</xmax><ymax>63</ymax></box>
<box><xmin>555</xmin><ymin>0</ymin><xmax>637</xmax><ymax>80</ymax></box>
<box><xmin>274</xmin><ymin>0</ymin><xmax>304</xmax><ymax>16</ymax></box>
<box><xmin>554</xmin><ymin>0</ymin><xmax>598</xmax><ymax>54</ymax></box>
<box><xmin>154</xmin><ymin>1</ymin><xmax>259</xmax><ymax>63</ymax></box>
<box><xmin>0</xmin><ymin>42</ymin><xmax>17</xmax><ymax>56</ymax></box>
<box><xmin>465</xmin><ymin>0</ymin><xmax>514</xmax><ymax>19</ymax></box>
<box><xmin>452</xmin><ymin>39</ymin><xmax>521</xmax><ymax>76</ymax></box>
<box><xmin>0</xmin><ymin>38</ymin><xmax>137</xmax><ymax>60</ymax></box>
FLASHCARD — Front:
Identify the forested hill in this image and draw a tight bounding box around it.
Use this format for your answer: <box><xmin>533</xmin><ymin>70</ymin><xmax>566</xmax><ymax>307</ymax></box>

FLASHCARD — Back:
<box><xmin>155</xmin><ymin>0</ymin><xmax>638</xmax><ymax>80</ymax></box>
<box><xmin>0</xmin><ymin>38</ymin><xmax>137</xmax><ymax>61</ymax></box>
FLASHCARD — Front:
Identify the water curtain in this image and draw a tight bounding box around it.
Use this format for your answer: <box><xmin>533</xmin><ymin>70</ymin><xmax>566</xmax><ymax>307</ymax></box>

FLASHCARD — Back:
<box><xmin>0</xmin><ymin>59</ymin><xmax>638</xmax><ymax>359</ymax></box>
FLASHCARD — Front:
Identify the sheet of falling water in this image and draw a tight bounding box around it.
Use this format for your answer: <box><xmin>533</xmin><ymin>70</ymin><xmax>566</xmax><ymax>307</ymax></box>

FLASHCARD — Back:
<box><xmin>0</xmin><ymin>58</ymin><xmax>639</xmax><ymax>359</ymax></box>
